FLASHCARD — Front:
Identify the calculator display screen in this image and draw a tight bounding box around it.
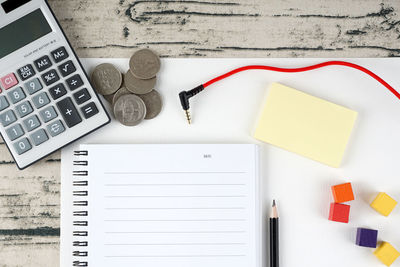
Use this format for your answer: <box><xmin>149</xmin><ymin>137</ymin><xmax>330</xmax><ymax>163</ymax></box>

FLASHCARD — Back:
<box><xmin>0</xmin><ymin>9</ymin><xmax>52</xmax><ymax>59</ymax></box>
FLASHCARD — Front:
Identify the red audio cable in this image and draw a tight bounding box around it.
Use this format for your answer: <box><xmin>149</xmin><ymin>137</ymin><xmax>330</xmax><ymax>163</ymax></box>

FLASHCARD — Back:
<box><xmin>179</xmin><ymin>61</ymin><xmax>400</xmax><ymax>124</ymax></box>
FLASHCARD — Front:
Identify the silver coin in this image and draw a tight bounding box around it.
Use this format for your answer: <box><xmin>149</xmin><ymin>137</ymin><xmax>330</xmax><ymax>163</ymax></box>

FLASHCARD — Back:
<box><xmin>113</xmin><ymin>94</ymin><xmax>146</xmax><ymax>126</ymax></box>
<box><xmin>138</xmin><ymin>90</ymin><xmax>163</xmax><ymax>120</ymax></box>
<box><xmin>125</xmin><ymin>70</ymin><xmax>156</xmax><ymax>95</ymax></box>
<box><xmin>90</xmin><ymin>63</ymin><xmax>122</xmax><ymax>95</ymax></box>
<box><xmin>129</xmin><ymin>49</ymin><xmax>161</xmax><ymax>79</ymax></box>
<box><xmin>103</xmin><ymin>94</ymin><xmax>114</xmax><ymax>104</ymax></box>
<box><xmin>112</xmin><ymin>87</ymin><xmax>131</xmax><ymax>106</ymax></box>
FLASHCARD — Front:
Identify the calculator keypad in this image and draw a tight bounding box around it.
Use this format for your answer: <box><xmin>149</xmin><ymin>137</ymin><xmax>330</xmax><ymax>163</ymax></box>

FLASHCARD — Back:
<box><xmin>23</xmin><ymin>115</ymin><xmax>41</xmax><ymax>132</ymax></box>
<box><xmin>34</xmin><ymin>55</ymin><xmax>52</xmax><ymax>72</ymax></box>
<box><xmin>73</xmin><ymin>88</ymin><xmax>91</xmax><ymax>105</ymax></box>
<box><xmin>51</xmin><ymin>47</ymin><xmax>69</xmax><ymax>63</ymax></box>
<box><xmin>66</xmin><ymin>74</ymin><xmax>84</xmax><ymax>91</ymax></box>
<box><xmin>7</xmin><ymin>87</ymin><xmax>26</xmax><ymax>104</ymax></box>
<box><xmin>0</xmin><ymin>46</ymin><xmax>101</xmax><ymax>159</ymax></box>
<box><xmin>0</xmin><ymin>96</ymin><xmax>9</xmax><ymax>112</ymax></box>
<box><xmin>17</xmin><ymin>64</ymin><xmax>36</xmax><ymax>81</ymax></box>
<box><xmin>32</xmin><ymin>92</ymin><xmax>50</xmax><ymax>109</ymax></box>
<box><xmin>57</xmin><ymin>97</ymin><xmax>82</xmax><ymax>128</ymax></box>
<box><xmin>6</xmin><ymin>124</ymin><xmax>24</xmax><ymax>141</ymax></box>
<box><xmin>1</xmin><ymin>73</ymin><xmax>19</xmax><ymax>90</ymax></box>
<box><xmin>16</xmin><ymin>101</ymin><xmax>33</xmax><ymax>118</ymax></box>
<box><xmin>14</xmin><ymin>138</ymin><xmax>32</xmax><ymax>155</ymax></box>
<box><xmin>24</xmin><ymin>78</ymin><xmax>43</xmax><ymax>95</ymax></box>
<box><xmin>49</xmin><ymin>83</ymin><xmax>67</xmax><ymax>100</ymax></box>
<box><xmin>81</xmin><ymin>102</ymin><xmax>99</xmax><ymax>119</ymax></box>
<box><xmin>42</xmin><ymin>69</ymin><xmax>60</xmax><ymax>86</ymax></box>
<box><xmin>0</xmin><ymin>110</ymin><xmax>17</xmax><ymax>127</ymax></box>
<box><xmin>39</xmin><ymin>106</ymin><xmax>58</xmax><ymax>123</ymax></box>
<box><xmin>30</xmin><ymin>129</ymin><xmax>49</xmax><ymax>146</ymax></box>
<box><xmin>47</xmin><ymin>120</ymin><xmax>65</xmax><ymax>137</ymax></box>
<box><xmin>58</xmin><ymin>60</ymin><xmax>76</xmax><ymax>77</ymax></box>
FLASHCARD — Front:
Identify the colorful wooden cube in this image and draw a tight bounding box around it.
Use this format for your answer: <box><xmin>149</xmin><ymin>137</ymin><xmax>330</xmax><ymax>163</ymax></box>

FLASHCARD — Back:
<box><xmin>331</xmin><ymin>182</ymin><xmax>354</xmax><ymax>203</ymax></box>
<box><xmin>374</xmin><ymin>242</ymin><xmax>400</xmax><ymax>266</ymax></box>
<box><xmin>370</xmin><ymin>193</ymin><xmax>397</xmax><ymax>217</ymax></box>
<box><xmin>356</xmin><ymin>227</ymin><xmax>378</xmax><ymax>248</ymax></box>
<box><xmin>329</xmin><ymin>203</ymin><xmax>350</xmax><ymax>223</ymax></box>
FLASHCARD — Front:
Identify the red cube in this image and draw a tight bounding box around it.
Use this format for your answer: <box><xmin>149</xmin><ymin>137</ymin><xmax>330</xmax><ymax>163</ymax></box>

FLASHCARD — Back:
<box><xmin>329</xmin><ymin>203</ymin><xmax>350</xmax><ymax>223</ymax></box>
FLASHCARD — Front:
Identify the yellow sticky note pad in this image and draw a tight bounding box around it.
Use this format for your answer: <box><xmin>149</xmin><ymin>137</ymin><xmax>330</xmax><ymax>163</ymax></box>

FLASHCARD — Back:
<box><xmin>254</xmin><ymin>83</ymin><xmax>358</xmax><ymax>167</ymax></box>
<box><xmin>374</xmin><ymin>242</ymin><xmax>400</xmax><ymax>266</ymax></box>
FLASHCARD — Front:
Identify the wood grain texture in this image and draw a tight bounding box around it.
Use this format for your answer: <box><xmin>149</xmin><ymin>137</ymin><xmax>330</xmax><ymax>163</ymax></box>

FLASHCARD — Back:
<box><xmin>0</xmin><ymin>0</ymin><xmax>399</xmax><ymax>266</ymax></box>
<box><xmin>49</xmin><ymin>0</ymin><xmax>400</xmax><ymax>58</ymax></box>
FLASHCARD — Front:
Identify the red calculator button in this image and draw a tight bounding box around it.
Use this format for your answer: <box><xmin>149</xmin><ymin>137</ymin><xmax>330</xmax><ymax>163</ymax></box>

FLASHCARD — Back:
<box><xmin>1</xmin><ymin>73</ymin><xmax>19</xmax><ymax>90</ymax></box>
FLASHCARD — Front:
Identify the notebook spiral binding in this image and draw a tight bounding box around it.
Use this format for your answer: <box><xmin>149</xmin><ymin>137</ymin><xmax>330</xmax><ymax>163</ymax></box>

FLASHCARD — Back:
<box><xmin>72</xmin><ymin>150</ymin><xmax>89</xmax><ymax>267</ymax></box>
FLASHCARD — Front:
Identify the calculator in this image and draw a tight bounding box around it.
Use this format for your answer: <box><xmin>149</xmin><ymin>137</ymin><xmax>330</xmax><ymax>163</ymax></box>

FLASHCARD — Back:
<box><xmin>0</xmin><ymin>0</ymin><xmax>110</xmax><ymax>169</ymax></box>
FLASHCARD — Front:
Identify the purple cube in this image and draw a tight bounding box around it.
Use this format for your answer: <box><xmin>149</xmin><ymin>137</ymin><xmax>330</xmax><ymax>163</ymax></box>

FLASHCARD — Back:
<box><xmin>356</xmin><ymin>227</ymin><xmax>378</xmax><ymax>248</ymax></box>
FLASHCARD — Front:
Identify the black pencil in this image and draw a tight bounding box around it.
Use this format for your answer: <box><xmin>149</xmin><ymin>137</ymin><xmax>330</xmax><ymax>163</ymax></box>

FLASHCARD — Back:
<box><xmin>270</xmin><ymin>200</ymin><xmax>279</xmax><ymax>267</ymax></box>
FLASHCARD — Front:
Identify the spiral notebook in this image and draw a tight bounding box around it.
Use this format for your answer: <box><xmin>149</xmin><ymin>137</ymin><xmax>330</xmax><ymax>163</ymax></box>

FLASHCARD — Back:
<box><xmin>61</xmin><ymin>144</ymin><xmax>261</xmax><ymax>267</ymax></box>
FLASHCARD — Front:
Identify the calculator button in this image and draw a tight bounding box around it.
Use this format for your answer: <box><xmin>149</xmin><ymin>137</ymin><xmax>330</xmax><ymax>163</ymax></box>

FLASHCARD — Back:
<box><xmin>1</xmin><ymin>73</ymin><xmax>19</xmax><ymax>90</ymax></box>
<box><xmin>30</xmin><ymin>129</ymin><xmax>49</xmax><ymax>146</ymax></box>
<box><xmin>7</xmin><ymin>87</ymin><xmax>26</xmax><ymax>104</ymax></box>
<box><xmin>49</xmin><ymin>83</ymin><xmax>67</xmax><ymax>100</ymax></box>
<box><xmin>23</xmin><ymin>115</ymin><xmax>41</xmax><ymax>132</ymax></box>
<box><xmin>16</xmin><ymin>101</ymin><xmax>33</xmax><ymax>118</ymax></box>
<box><xmin>41</xmin><ymin>69</ymin><xmax>60</xmax><ymax>86</ymax></box>
<box><xmin>0</xmin><ymin>110</ymin><xmax>17</xmax><ymax>127</ymax></box>
<box><xmin>51</xmin><ymin>47</ymin><xmax>69</xmax><ymax>63</ymax></box>
<box><xmin>81</xmin><ymin>102</ymin><xmax>99</xmax><ymax>119</ymax></box>
<box><xmin>6</xmin><ymin>124</ymin><xmax>24</xmax><ymax>141</ymax></box>
<box><xmin>32</xmin><ymin>92</ymin><xmax>50</xmax><ymax>109</ymax></box>
<box><xmin>66</xmin><ymin>74</ymin><xmax>84</xmax><ymax>91</ymax></box>
<box><xmin>58</xmin><ymin>60</ymin><xmax>76</xmax><ymax>77</ymax></box>
<box><xmin>39</xmin><ymin>106</ymin><xmax>58</xmax><ymax>123</ymax></box>
<box><xmin>73</xmin><ymin>88</ymin><xmax>91</xmax><ymax>105</ymax></box>
<box><xmin>57</xmin><ymin>97</ymin><xmax>82</xmax><ymax>128</ymax></box>
<box><xmin>17</xmin><ymin>64</ymin><xmax>36</xmax><ymax>81</ymax></box>
<box><xmin>13</xmin><ymin>138</ymin><xmax>32</xmax><ymax>155</ymax></box>
<box><xmin>47</xmin><ymin>120</ymin><xmax>65</xmax><ymax>137</ymax></box>
<box><xmin>34</xmin><ymin>55</ymin><xmax>52</xmax><ymax>72</ymax></box>
<box><xmin>24</xmin><ymin>78</ymin><xmax>43</xmax><ymax>95</ymax></box>
<box><xmin>0</xmin><ymin>96</ymin><xmax>9</xmax><ymax>112</ymax></box>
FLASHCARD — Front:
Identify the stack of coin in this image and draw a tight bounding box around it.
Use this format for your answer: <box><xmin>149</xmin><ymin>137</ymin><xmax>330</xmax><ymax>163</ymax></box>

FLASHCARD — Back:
<box><xmin>90</xmin><ymin>49</ymin><xmax>163</xmax><ymax>126</ymax></box>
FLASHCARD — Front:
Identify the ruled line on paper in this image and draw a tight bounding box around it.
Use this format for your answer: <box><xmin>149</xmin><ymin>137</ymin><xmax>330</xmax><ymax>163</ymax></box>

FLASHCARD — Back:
<box><xmin>105</xmin><ymin>231</ymin><xmax>247</xmax><ymax>234</ymax></box>
<box><xmin>104</xmin><ymin>195</ymin><xmax>247</xmax><ymax>198</ymax></box>
<box><xmin>104</xmin><ymin>255</ymin><xmax>247</xmax><ymax>258</ymax></box>
<box><xmin>104</xmin><ymin>171</ymin><xmax>247</xmax><ymax>175</ymax></box>
<box><xmin>105</xmin><ymin>243</ymin><xmax>247</xmax><ymax>246</ymax></box>
<box><xmin>104</xmin><ymin>219</ymin><xmax>246</xmax><ymax>222</ymax></box>
<box><xmin>104</xmin><ymin>207</ymin><xmax>246</xmax><ymax>210</ymax></box>
<box><xmin>104</xmin><ymin>184</ymin><xmax>246</xmax><ymax>186</ymax></box>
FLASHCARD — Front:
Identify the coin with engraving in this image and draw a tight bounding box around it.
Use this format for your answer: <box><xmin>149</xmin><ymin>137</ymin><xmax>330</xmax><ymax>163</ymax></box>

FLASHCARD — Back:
<box><xmin>120</xmin><ymin>73</ymin><xmax>126</xmax><ymax>88</ymax></box>
<box><xmin>138</xmin><ymin>90</ymin><xmax>163</xmax><ymax>120</ymax></box>
<box><xmin>112</xmin><ymin>87</ymin><xmax>131</xmax><ymax>106</ymax></box>
<box><xmin>90</xmin><ymin>63</ymin><xmax>122</xmax><ymax>95</ymax></box>
<box><xmin>125</xmin><ymin>70</ymin><xmax>156</xmax><ymax>95</ymax></box>
<box><xmin>103</xmin><ymin>94</ymin><xmax>114</xmax><ymax>104</ymax></box>
<box><xmin>129</xmin><ymin>49</ymin><xmax>161</xmax><ymax>80</ymax></box>
<box><xmin>113</xmin><ymin>94</ymin><xmax>146</xmax><ymax>126</ymax></box>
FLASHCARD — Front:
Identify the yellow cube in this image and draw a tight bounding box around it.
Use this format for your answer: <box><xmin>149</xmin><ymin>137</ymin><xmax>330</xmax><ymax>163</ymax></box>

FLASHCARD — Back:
<box><xmin>370</xmin><ymin>193</ymin><xmax>397</xmax><ymax>217</ymax></box>
<box><xmin>374</xmin><ymin>242</ymin><xmax>400</xmax><ymax>266</ymax></box>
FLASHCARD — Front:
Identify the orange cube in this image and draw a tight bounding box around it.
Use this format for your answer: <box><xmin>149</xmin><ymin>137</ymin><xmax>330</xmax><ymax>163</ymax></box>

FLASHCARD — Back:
<box><xmin>331</xmin><ymin>182</ymin><xmax>354</xmax><ymax>203</ymax></box>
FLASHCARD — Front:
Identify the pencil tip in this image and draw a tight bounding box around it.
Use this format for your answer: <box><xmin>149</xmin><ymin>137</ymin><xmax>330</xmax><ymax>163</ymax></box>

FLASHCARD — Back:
<box><xmin>272</xmin><ymin>199</ymin><xmax>276</xmax><ymax>207</ymax></box>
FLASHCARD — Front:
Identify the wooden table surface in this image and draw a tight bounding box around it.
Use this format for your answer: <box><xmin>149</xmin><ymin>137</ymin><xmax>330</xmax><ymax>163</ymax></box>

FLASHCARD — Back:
<box><xmin>0</xmin><ymin>0</ymin><xmax>399</xmax><ymax>266</ymax></box>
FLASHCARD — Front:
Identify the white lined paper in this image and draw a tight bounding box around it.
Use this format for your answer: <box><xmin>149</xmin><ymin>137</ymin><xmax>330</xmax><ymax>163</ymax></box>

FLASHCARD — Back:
<box><xmin>79</xmin><ymin>144</ymin><xmax>260</xmax><ymax>267</ymax></box>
